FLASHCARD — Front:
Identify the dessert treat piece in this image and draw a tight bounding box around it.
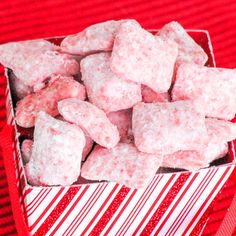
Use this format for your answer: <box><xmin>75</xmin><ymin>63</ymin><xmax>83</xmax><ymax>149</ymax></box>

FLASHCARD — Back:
<box><xmin>163</xmin><ymin>150</ymin><xmax>206</xmax><ymax>171</ymax></box>
<box><xmin>81</xmin><ymin>53</ymin><xmax>141</xmax><ymax>112</ymax></box>
<box><xmin>0</xmin><ymin>39</ymin><xmax>79</xmax><ymax>89</ymax></box>
<box><xmin>16</xmin><ymin>75</ymin><xmax>86</xmax><ymax>128</ymax></box>
<box><xmin>25</xmin><ymin>111</ymin><xmax>85</xmax><ymax>186</ymax></box>
<box><xmin>111</xmin><ymin>20</ymin><xmax>178</xmax><ymax>93</ymax></box>
<box><xmin>58</xmin><ymin>98</ymin><xmax>120</xmax><ymax>148</ymax></box>
<box><xmin>205</xmin><ymin>118</ymin><xmax>236</xmax><ymax>143</ymax></box>
<box><xmin>107</xmin><ymin>109</ymin><xmax>133</xmax><ymax>142</ymax></box>
<box><xmin>132</xmin><ymin>101</ymin><xmax>208</xmax><ymax>154</ymax></box>
<box><xmin>158</xmin><ymin>21</ymin><xmax>208</xmax><ymax>65</ymax></box>
<box><xmin>21</xmin><ymin>139</ymin><xmax>33</xmax><ymax>164</ymax></box>
<box><xmin>61</xmin><ymin>20</ymin><xmax>122</xmax><ymax>55</ymax></box>
<box><xmin>141</xmin><ymin>85</ymin><xmax>170</xmax><ymax>103</ymax></box>
<box><xmin>81</xmin><ymin>143</ymin><xmax>163</xmax><ymax>189</ymax></box>
<box><xmin>162</xmin><ymin>118</ymin><xmax>235</xmax><ymax>170</ymax></box>
<box><xmin>172</xmin><ymin>63</ymin><xmax>236</xmax><ymax>120</ymax></box>
<box><xmin>9</xmin><ymin>72</ymin><xmax>33</xmax><ymax>99</ymax></box>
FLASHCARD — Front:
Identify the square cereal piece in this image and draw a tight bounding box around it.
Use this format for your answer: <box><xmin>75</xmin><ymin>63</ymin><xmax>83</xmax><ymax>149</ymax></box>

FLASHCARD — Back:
<box><xmin>25</xmin><ymin>111</ymin><xmax>86</xmax><ymax>186</ymax></box>
<box><xmin>172</xmin><ymin>63</ymin><xmax>236</xmax><ymax>120</ymax></box>
<box><xmin>61</xmin><ymin>20</ymin><xmax>123</xmax><ymax>55</ymax></box>
<box><xmin>81</xmin><ymin>143</ymin><xmax>163</xmax><ymax>189</ymax></box>
<box><xmin>16</xmin><ymin>75</ymin><xmax>86</xmax><ymax>128</ymax></box>
<box><xmin>58</xmin><ymin>98</ymin><xmax>120</xmax><ymax>148</ymax></box>
<box><xmin>0</xmin><ymin>39</ymin><xmax>80</xmax><ymax>89</ymax></box>
<box><xmin>111</xmin><ymin>20</ymin><xmax>178</xmax><ymax>93</ymax></box>
<box><xmin>132</xmin><ymin>101</ymin><xmax>208</xmax><ymax>154</ymax></box>
<box><xmin>158</xmin><ymin>21</ymin><xmax>208</xmax><ymax>65</ymax></box>
<box><xmin>81</xmin><ymin>52</ymin><xmax>141</xmax><ymax>112</ymax></box>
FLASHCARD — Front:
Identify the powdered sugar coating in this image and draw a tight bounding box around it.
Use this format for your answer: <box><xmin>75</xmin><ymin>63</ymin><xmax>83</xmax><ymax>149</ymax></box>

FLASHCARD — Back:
<box><xmin>55</xmin><ymin>114</ymin><xmax>94</xmax><ymax>161</ymax></box>
<box><xmin>111</xmin><ymin>20</ymin><xmax>178</xmax><ymax>93</ymax></box>
<box><xmin>58</xmin><ymin>99</ymin><xmax>120</xmax><ymax>148</ymax></box>
<box><xmin>133</xmin><ymin>101</ymin><xmax>208</xmax><ymax>154</ymax></box>
<box><xmin>81</xmin><ymin>143</ymin><xmax>163</xmax><ymax>189</ymax></box>
<box><xmin>61</xmin><ymin>20</ymin><xmax>122</xmax><ymax>55</ymax></box>
<box><xmin>158</xmin><ymin>21</ymin><xmax>208</xmax><ymax>65</ymax></box>
<box><xmin>172</xmin><ymin>63</ymin><xmax>236</xmax><ymax>120</ymax></box>
<box><xmin>25</xmin><ymin>112</ymin><xmax>86</xmax><ymax>186</ymax></box>
<box><xmin>205</xmin><ymin>118</ymin><xmax>236</xmax><ymax>142</ymax></box>
<box><xmin>141</xmin><ymin>85</ymin><xmax>170</xmax><ymax>103</ymax></box>
<box><xmin>81</xmin><ymin>53</ymin><xmax>141</xmax><ymax>112</ymax></box>
<box><xmin>9</xmin><ymin>72</ymin><xmax>33</xmax><ymax>99</ymax></box>
<box><xmin>16</xmin><ymin>76</ymin><xmax>86</xmax><ymax>128</ymax></box>
<box><xmin>162</xmin><ymin>118</ymin><xmax>234</xmax><ymax>170</ymax></box>
<box><xmin>163</xmin><ymin>151</ymin><xmax>206</xmax><ymax>171</ymax></box>
<box><xmin>0</xmin><ymin>39</ymin><xmax>79</xmax><ymax>88</ymax></box>
<box><xmin>21</xmin><ymin>139</ymin><xmax>33</xmax><ymax>164</ymax></box>
<box><xmin>107</xmin><ymin>109</ymin><xmax>133</xmax><ymax>142</ymax></box>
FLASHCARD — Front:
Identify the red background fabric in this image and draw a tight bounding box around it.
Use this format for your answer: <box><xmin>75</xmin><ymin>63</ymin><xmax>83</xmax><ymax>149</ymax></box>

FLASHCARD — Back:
<box><xmin>0</xmin><ymin>0</ymin><xmax>236</xmax><ymax>235</ymax></box>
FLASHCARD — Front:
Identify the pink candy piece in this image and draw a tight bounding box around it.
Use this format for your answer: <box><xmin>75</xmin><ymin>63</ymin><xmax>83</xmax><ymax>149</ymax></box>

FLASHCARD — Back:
<box><xmin>61</xmin><ymin>20</ymin><xmax>122</xmax><ymax>55</ymax></box>
<box><xmin>141</xmin><ymin>85</ymin><xmax>170</xmax><ymax>103</ymax></box>
<box><xmin>163</xmin><ymin>151</ymin><xmax>206</xmax><ymax>171</ymax></box>
<box><xmin>107</xmin><ymin>109</ymin><xmax>133</xmax><ymax>142</ymax></box>
<box><xmin>25</xmin><ymin>111</ymin><xmax>86</xmax><ymax>186</ymax></box>
<box><xmin>111</xmin><ymin>20</ymin><xmax>178</xmax><ymax>93</ymax></box>
<box><xmin>0</xmin><ymin>39</ymin><xmax>79</xmax><ymax>88</ymax></box>
<box><xmin>16</xmin><ymin>75</ymin><xmax>86</xmax><ymax>128</ymax></box>
<box><xmin>58</xmin><ymin>98</ymin><xmax>120</xmax><ymax>148</ymax></box>
<box><xmin>10</xmin><ymin>72</ymin><xmax>33</xmax><ymax>99</ymax></box>
<box><xmin>162</xmin><ymin>118</ymin><xmax>234</xmax><ymax>170</ymax></box>
<box><xmin>205</xmin><ymin>118</ymin><xmax>236</xmax><ymax>143</ymax></box>
<box><xmin>172</xmin><ymin>63</ymin><xmax>236</xmax><ymax>120</ymax></box>
<box><xmin>21</xmin><ymin>139</ymin><xmax>33</xmax><ymax>164</ymax></box>
<box><xmin>133</xmin><ymin>101</ymin><xmax>208</xmax><ymax>154</ymax></box>
<box><xmin>158</xmin><ymin>21</ymin><xmax>208</xmax><ymax>65</ymax></box>
<box><xmin>81</xmin><ymin>143</ymin><xmax>162</xmax><ymax>189</ymax></box>
<box><xmin>81</xmin><ymin>52</ymin><xmax>141</xmax><ymax>112</ymax></box>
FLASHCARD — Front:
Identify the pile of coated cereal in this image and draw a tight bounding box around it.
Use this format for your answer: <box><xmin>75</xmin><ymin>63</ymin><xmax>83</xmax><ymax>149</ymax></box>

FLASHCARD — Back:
<box><xmin>1</xmin><ymin>20</ymin><xmax>236</xmax><ymax>189</ymax></box>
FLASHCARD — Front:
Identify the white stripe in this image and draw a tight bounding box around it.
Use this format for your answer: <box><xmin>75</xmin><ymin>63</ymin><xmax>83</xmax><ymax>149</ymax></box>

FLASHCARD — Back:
<box><xmin>62</xmin><ymin>184</ymin><xmax>106</xmax><ymax>236</ymax></box>
<box><xmin>84</xmin><ymin>184</ymin><xmax>122</xmax><ymax>236</ymax></box>
<box><xmin>45</xmin><ymin>184</ymin><xmax>93</xmax><ymax>236</ymax></box>
<box><xmin>184</xmin><ymin>165</ymin><xmax>234</xmax><ymax>235</ymax></box>
<box><xmin>116</xmin><ymin>176</ymin><xmax>162</xmax><ymax>235</ymax></box>
<box><xmin>71</xmin><ymin>184</ymin><xmax>121</xmax><ymax>236</ymax></box>
<box><xmin>165</xmin><ymin>168</ymin><xmax>217</xmax><ymax>235</ymax></box>
<box><xmin>99</xmin><ymin>188</ymin><xmax>137</xmax><ymax>235</ymax></box>
<box><xmin>133</xmin><ymin>173</ymin><xmax>181</xmax><ymax>236</ymax></box>
<box><xmin>30</xmin><ymin>187</ymin><xmax>68</xmax><ymax>234</ymax></box>
<box><xmin>150</xmin><ymin>170</ymin><xmax>205</xmax><ymax>236</ymax></box>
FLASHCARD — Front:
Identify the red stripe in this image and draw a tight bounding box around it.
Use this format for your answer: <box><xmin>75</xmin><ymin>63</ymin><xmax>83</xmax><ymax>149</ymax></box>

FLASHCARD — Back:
<box><xmin>168</xmin><ymin>169</ymin><xmax>216</xmax><ymax>235</ymax></box>
<box><xmin>183</xmin><ymin>167</ymin><xmax>232</xmax><ymax>235</ymax></box>
<box><xmin>118</xmin><ymin>176</ymin><xmax>163</xmax><ymax>236</ymax></box>
<box><xmin>28</xmin><ymin>189</ymin><xmax>52</xmax><ymax>217</ymax></box>
<box><xmin>34</xmin><ymin>186</ymin><xmax>84</xmax><ymax>236</ymax></box>
<box><xmin>29</xmin><ymin>188</ymin><xmax>64</xmax><ymax>231</ymax></box>
<box><xmin>103</xmin><ymin>189</ymin><xmax>138</xmax><ymax>235</ymax></box>
<box><xmin>133</xmin><ymin>173</ymin><xmax>187</xmax><ymax>235</ymax></box>
<box><xmin>80</xmin><ymin>184</ymin><xmax>120</xmax><ymax>236</ymax></box>
<box><xmin>88</xmin><ymin>186</ymin><xmax>131</xmax><ymax>236</ymax></box>
<box><xmin>68</xmin><ymin>184</ymin><xmax>109</xmax><ymax>235</ymax></box>
<box><xmin>139</xmin><ymin>172</ymin><xmax>195</xmax><ymax>235</ymax></box>
<box><xmin>26</xmin><ymin>189</ymin><xmax>49</xmax><ymax>214</ymax></box>
<box><xmin>25</xmin><ymin>189</ymin><xmax>45</xmax><ymax>211</ymax></box>
<box><xmin>62</xmin><ymin>184</ymin><xmax>103</xmax><ymax>235</ymax></box>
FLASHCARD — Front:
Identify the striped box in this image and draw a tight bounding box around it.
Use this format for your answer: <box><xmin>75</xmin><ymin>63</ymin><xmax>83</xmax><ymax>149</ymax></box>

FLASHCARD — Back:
<box><xmin>3</xmin><ymin>30</ymin><xmax>236</xmax><ymax>236</ymax></box>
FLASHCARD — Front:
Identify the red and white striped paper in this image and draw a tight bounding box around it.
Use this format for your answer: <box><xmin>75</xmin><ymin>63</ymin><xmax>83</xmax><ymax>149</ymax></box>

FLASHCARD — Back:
<box><xmin>4</xmin><ymin>30</ymin><xmax>236</xmax><ymax>236</ymax></box>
